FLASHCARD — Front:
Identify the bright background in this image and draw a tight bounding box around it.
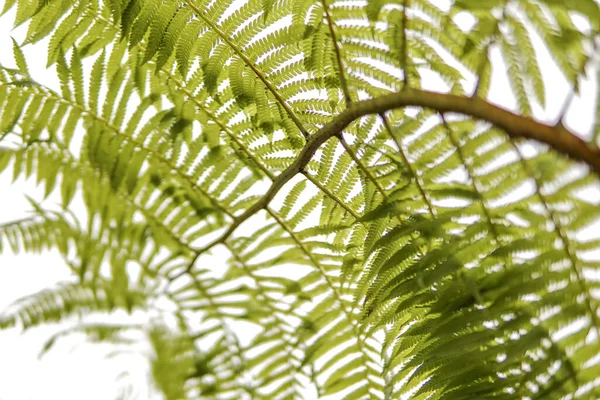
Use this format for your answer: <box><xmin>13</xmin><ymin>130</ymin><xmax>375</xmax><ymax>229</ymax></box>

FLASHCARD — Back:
<box><xmin>0</xmin><ymin>1</ymin><xmax>598</xmax><ymax>399</ymax></box>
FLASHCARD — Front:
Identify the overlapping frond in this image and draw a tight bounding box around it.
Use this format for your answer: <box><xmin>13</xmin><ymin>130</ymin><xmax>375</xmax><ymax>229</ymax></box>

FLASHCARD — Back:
<box><xmin>1</xmin><ymin>0</ymin><xmax>600</xmax><ymax>398</ymax></box>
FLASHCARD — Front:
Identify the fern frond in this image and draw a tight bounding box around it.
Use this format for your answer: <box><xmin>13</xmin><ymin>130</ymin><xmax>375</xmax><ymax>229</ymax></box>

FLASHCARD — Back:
<box><xmin>0</xmin><ymin>281</ymin><xmax>147</xmax><ymax>330</ymax></box>
<box><xmin>2</xmin><ymin>0</ymin><xmax>600</xmax><ymax>398</ymax></box>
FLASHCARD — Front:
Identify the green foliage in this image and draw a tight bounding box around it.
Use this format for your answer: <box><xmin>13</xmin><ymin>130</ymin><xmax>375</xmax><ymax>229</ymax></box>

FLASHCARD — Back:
<box><xmin>1</xmin><ymin>0</ymin><xmax>600</xmax><ymax>399</ymax></box>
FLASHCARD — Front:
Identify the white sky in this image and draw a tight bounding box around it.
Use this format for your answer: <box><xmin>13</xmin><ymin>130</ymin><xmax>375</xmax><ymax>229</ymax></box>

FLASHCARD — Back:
<box><xmin>0</xmin><ymin>2</ymin><xmax>598</xmax><ymax>400</ymax></box>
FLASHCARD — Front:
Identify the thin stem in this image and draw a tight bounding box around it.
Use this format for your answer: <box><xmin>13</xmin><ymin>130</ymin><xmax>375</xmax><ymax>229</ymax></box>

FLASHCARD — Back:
<box><xmin>266</xmin><ymin>207</ymin><xmax>377</xmax><ymax>376</ymax></box>
<box><xmin>322</xmin><ymin>0</ymin><xmax>352</xmax><ymax>106</ymax></box>
<box><xmin>337</xmin><ymin>134</ymin><xmax>388</xmax><ymax>198</ymax></box>
<box><xmin>401</xmin><ymin>0</ymin><xmax>410</xmax><ymax>87</ymax></box>
<box><xmin>224</xmin><ymin>242</ymin><xmax>308</xmax><ymax>394</ymax></box>
<box><xmin>163</xmin><ymin>69</ymin><xmax>357</xmax><ymax>219</ymax></box>
<box><xmin>163</xmin><ymin>72</ymin><xmax>275</xmax><ymax>180</ymax></box>
<box><xmin>511</xmin><ymin>141</ymin><xmax>600</xmax><ymax>336</ymax></box>
<box><xmin>184</xmin><ymin>0</ymin><xmax>308</xmax><ymax>138</ymax></box>
<box><xmin>169</xmin><ymin>86</ymin><xmax>600</xmax><ymax>279</ymax></box>
<box><xmin>441</xmin><ymin>114</ymin><xmax>497</xmax><ymax>239</ymax></box>
<box><xmin>301</xmin><ymin>170</ymin><xmax>360</xmax><ymax>219</ymax></box>
<box><xmin>380</xmin><ymin>113</ymin><xmax>435</xmax><ymax>216</ymax></box>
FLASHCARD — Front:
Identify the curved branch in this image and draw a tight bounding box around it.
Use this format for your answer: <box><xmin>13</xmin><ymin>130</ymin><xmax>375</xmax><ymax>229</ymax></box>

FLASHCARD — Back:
<box><xmin>171</xmin><ymin>88</ymin><xmax>600</xmax><ymax>280</ymax></box>
<box><xmin>343</xmin><ymin>89</ymin><xmax>600</xmax><ymax>173</ymax></box>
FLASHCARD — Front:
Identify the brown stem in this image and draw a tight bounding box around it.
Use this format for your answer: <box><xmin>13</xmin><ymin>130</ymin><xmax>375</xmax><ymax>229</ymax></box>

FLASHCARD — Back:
<box><xmin>170</xmin><ymin>87</ymin><xmax>600</xmax><ymax>280</ymax></box>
